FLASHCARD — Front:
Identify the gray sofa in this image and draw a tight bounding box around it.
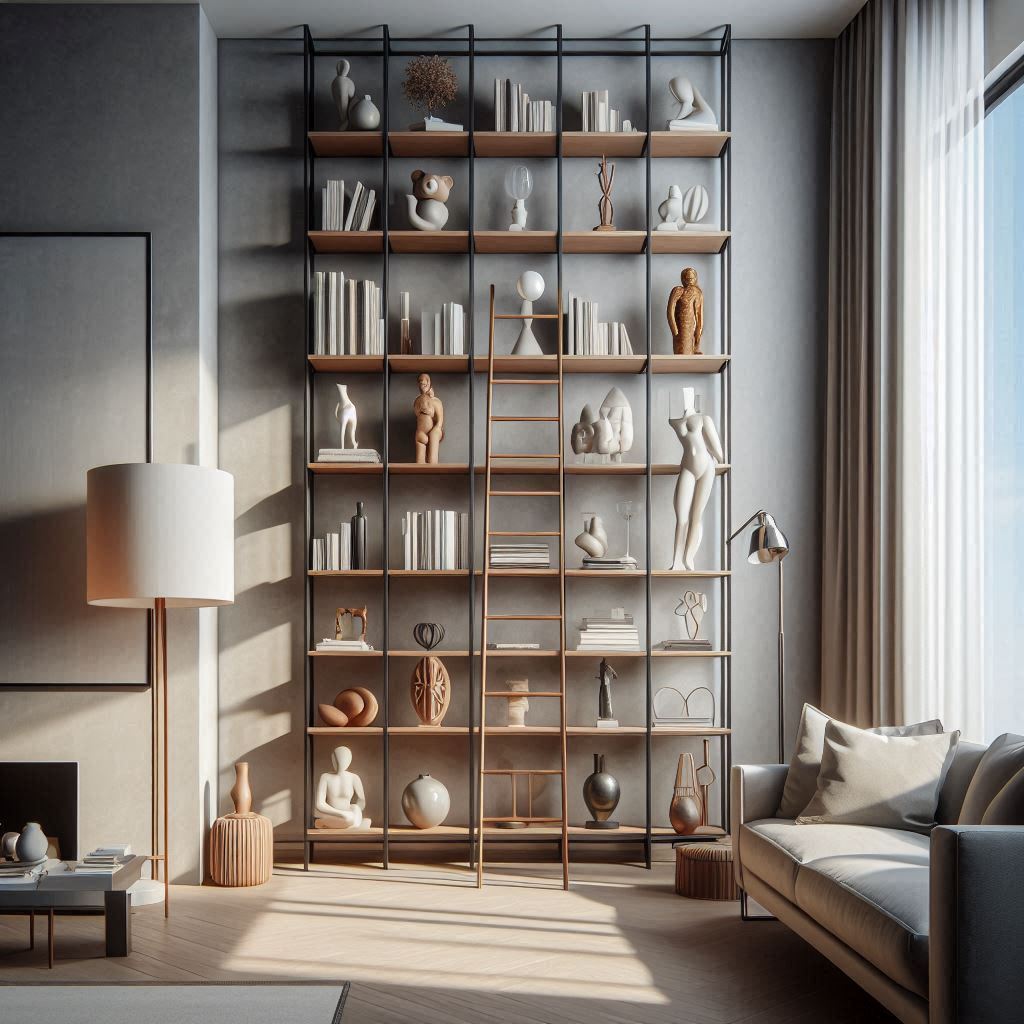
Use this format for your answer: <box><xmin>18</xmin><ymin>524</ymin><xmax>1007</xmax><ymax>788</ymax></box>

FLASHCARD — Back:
<box><xmin>732</xmin><ymin>741</ymin><xmax>1024</xmax><ymax>1023</ymax></box>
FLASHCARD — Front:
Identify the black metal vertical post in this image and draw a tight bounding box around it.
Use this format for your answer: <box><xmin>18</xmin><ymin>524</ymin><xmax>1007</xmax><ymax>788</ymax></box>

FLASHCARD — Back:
<box><xmin>643</xmin><ymin>25</ymin><xmax>654</xmax><ymax>870</ymax></box>
<box><xmin>381</xmin><ymin>24</ymin><xmax>392</xmax><ymax>871</ymax></box>
<box><xmin>303</xmin><ymin>24</ymin><xmax>314</xmax><ymax>871</ymax></box>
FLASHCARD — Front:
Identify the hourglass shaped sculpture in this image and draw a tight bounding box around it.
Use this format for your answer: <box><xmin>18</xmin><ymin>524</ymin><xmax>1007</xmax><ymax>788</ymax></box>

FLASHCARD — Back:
<box><xmin>668</xmin><ymin>387</ymin><xmax>724</xmax><ymax>571</ymax></box>
<box><xmin>505</xmin><ymin>165</ymin><xmax>533</xmax><ymax>231</ymax></box>
<box><xmin>511</xmin><ymin>270</ymin><xmax>545</xmax><ymax>355</ymax></box>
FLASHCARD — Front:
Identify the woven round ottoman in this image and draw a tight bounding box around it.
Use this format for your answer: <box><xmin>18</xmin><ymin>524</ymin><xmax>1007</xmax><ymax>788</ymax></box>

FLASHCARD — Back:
<box><xmin>209</xmin><ymin>812</ymin><xmax>273</xmax><ymax>887</ymax></box>
<box><xmin>674</xmin><ymin>839</ymin><xmax>738</xmax><ymax>901</ymax></box>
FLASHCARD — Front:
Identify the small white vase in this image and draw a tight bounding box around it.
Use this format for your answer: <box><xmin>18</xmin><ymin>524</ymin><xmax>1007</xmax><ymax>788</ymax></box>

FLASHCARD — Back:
<box><xmin>349</xmin><ymin>95</ymin><xmax>380</xmax><ymax>131</ymax></box>
<box><xmin>15</xmin><ymin>822</ymin><xmax>48</xmax><ymax>863</ymax></box>
<box><xmin>401</xmin><ymin>774</ymin><xmax>450</xmax><ymax>829</ymax></box>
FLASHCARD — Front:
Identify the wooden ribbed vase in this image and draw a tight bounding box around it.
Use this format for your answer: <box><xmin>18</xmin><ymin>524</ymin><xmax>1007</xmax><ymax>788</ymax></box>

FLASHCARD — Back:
<box><xmin>674</xmin><ymin>840</ymin><xmax>737</xmax><ymax>901</ymax></box>
<box><xmin>209</xmin><ymin>812</ymin><xmax>273</xmax><ymax>887</ymax></box>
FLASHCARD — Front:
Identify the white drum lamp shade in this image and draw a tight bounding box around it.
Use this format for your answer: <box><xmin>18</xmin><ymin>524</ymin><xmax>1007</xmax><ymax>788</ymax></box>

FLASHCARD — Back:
<box><xmin>86</xmin><ymin>463</ymin><xmax>235</xmax><ymax>608</ymax></box>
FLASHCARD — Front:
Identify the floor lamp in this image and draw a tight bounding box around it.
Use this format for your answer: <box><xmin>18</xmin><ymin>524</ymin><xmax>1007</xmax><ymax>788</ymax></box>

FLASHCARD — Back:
<box><xmin>86</xmin><ymin>463</ymin><xmax>234</xmax><ymax>915</ymax></box>
<box><xmin>727</xmin><ymin>510</ymin><xmax>790</xmax><ymax>763</ymax></box>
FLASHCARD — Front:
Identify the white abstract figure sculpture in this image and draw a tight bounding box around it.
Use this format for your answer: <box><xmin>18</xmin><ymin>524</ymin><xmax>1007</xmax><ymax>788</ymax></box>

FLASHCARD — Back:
<box><xmin>511</xmin><ymin>271</ymin><xmax>545</xmax><ymax>355</ymax></box>
<box><xmin>657</xmin><ymin>186</ymin><xmax>683</xmax><ymax>231</ymax></box>
<box><xmin>681</xmin><ymin>185</ymin><xmax>709</xmax><ymax>229</ymax></box>
<box><xmin>314</xmin><ymin>746</ymin><xmax>371</xmax><ymax>830</ymax></box>
<box><xmin>599</xmin><ymin>387</ymin><xmax>633</xmax><ymax>463</ymax></box>
<box><xmin>669</xmin><ymin>387</ymin><xmax>724</xmax><ymax>570</ymax></box>
<box><xmin>505</xmin><ymin>165</ymin><xmax>533</xmax><ymax>231</ymax></box>
<box><xmin>335</xmin><ymin>383</ymin><xmax>358</xmax><ymax>449</ymax></box>
<box><xmin>593</xmin><ymin>414</ymin><xmax>618</xmax><ymax>457</ymax></box>
<box><xmin>571</xmin><ymin>404</ymin><xmax>597</xmax><ymax>455</ymax></box>
<box><xmin>331</xmin><ymin>60</ymin><xmax>356</xmax><ymax>130</ymax></box>
<box><xmin>575</xmin><ymin>513</ymin><xmax>609</xmax><ymax>558</ymax></box>
<box><xmin>667</xmin><ymin>76</ymin><xmax>718</xmax><ymax>132</ymax></box>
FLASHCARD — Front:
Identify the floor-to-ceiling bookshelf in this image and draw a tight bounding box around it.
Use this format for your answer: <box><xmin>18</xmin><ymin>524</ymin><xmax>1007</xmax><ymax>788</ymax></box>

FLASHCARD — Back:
<box><xmin>301</xmin><ymin>24</ymin><xmax>732</xmax><ymax>873</ymax></box>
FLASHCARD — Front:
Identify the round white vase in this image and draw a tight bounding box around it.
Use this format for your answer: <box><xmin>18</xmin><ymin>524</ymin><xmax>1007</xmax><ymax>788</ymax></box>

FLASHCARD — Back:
<box><xmin>15</xmin><ymin>822</ymin><xmax>48</xmax><ymax>863</ymax></box>
<box><xmin>401</xmin><ymin>774</ymin><xmax>451</xmax><ymax>829</ymax></box>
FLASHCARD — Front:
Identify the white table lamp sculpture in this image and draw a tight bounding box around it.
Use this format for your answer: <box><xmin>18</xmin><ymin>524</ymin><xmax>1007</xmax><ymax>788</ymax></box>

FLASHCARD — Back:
<box><xmin>335</xmin><ymin>384</ymin><xmax>358</xmax><ymax>449</ymax></box>
<box><xmin>511</xmin><ymin>270</ymin><xmax>545</xmax><ymax>355</ymax></box>
<box><xmin>668</xmin><ymin>387</ymin><xmax>724</xmax><ymax>570</ymax></box>
<box><xmin>667</xmin><ymin>76</ymin><xmax>718</xmax><ymax>132</ymax></box>
<box><xmin>505</xmin><ymin>165</ymin><xmax>533</xmax><ymax>231</ymax></box>
<box><xmin>315</xmin><ymin>746</ymin><xmax>372</xmax><ymax>830</ymax></box>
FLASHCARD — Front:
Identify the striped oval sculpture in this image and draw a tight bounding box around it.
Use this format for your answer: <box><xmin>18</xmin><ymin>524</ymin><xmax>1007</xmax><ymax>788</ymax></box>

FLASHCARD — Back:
<box><xmin>209</xmin><ymin>763</ymin><xmax>273</xmax><ymax>887</ymax></box>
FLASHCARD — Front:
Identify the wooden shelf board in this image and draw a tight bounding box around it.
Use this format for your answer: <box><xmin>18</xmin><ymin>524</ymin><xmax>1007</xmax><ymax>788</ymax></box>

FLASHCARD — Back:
<box><xmin>565</xmin><ymin>568</ymin><xmax>646</xmax><ymax>577</ymax></box>
<box><xmin>473</xmin><ymin>132</ymin><xmax>557</xmax><ymax>157</ymax></box>
<box><xmin>387</xmin><ymin>569</ymin><xmax>472</xmax><ymax>577</ymax></box>
<box><xmin>651</xmin><ymin>231</ymin><xmax>730</xmax><ymax>255</ymax></box>
<box><xmin>308</xmin><ymin>649</ymin><xmax>383</xmax><ymax>657</ymax></box>
<box><xmin>562</xmin><ymin>132</ymin><xmax>646</xmax><ymax>157</ymax></box>
<box><xmin>651</xmin><ymin>649</ymin><xmax>732</xmax><ymax>658</ymax></box>
<box><xmin>388</xmin><ymin>650</ymin><xmax>474</xmax><ymax>657</ymax></box>
<box><xmin>652</xmin><ymin>726</ymin><xmax>731</xmax><ymax>736</ymax></box>
<box><xmin>309</xmin><ymin>462</ymin><xmax>383</xmax><ymax>475</ymax></box>
<box><xmin>484</xmin><ymin>649</ymin><xmax>560</xmax><ymax>657</ymax></box>
<box><xmin>474</xmin><ymin>230</ymin><xmax>557</xmax><ymax>254</ymax></box>
<box><xmin>389</xmin><ymin>462</ymin><xmax>469</xmax><ymax>475</ymax></box>
<box><xmin>561</xmin><ymin>355</ymin><xmax>646</xmax><ymax>373</ymax></box>
<box><xmin>563</xmin><ymin>230</ymin><xmax>646</xmax><ymax>254</ymax></box>
<box><xmin>565</xmin><ymin>649</ymin><xmax>645</xmax><ymax>658</ymax></box>
<box><xmin>389</xmin><ymin>354</ymin><xmax>470</xmax><ymax>373</ymax></box>
<box><xmin>479</xmin><ymin>355</ymin><xmax>557</xmax><ymax>373</ymax></box>
<box><xmin>649</xmin><ymin>130</ymin><xmax>731</xmax><ymax>158</ymax></box>
<box><xmin>307</xmin><ymin>828</ymin><xmax>384</xmax><ymax>838</ymax></box>
<box><xmin>307</xmin><ymin>727</ymin><xmax>383</xmax><ymax>735</ymax></box>
<box><xmin>308</xmin><ymin>569</ymin><xmax>384</xmax><ymax>577</ymax></box>
<box><xmin>650</xmin><ymin>569</ymin><xmax>731</xmax><ymax>578</ymax></box>
<box><xmin>308</xmin><ymin>231</ymin><xmax>383</xmax><ymax>253</ymax></box>
<box><xmin>650</xmin><ymin>353</ymin><xmax>730</xmax><ymax>374</ymax></box>
<box><xmin>488</xmin><ymin>568</ymin><xmax>559</xmax><ymax>577</ymax></box>
<box><xmin>308</xmin><ymin>131</ymin><xmax>384</xmax><ymax>157</ymax></box>
<box><xmin>389</xmin><ymin>231</ymin><xmax>469</xmax><ymax>254</ymax></box>
<box><xmin>308</xmin><ymin>355</ymin><xmax>385</xmax><ymax>373</ymax></box>
<box><xmin>388</xmin><ymin>825</ymin><xmax>471</xmax><ymax>837</ymax></box>
<box><xmin>651</xmin><ymin>825</ymin><xmax>727</xmax><ymax>841</ymax></box>
<box><xmin>388</xmin><ymin>130</ymin><xmax>469</xmax><ymax>157</ymax></box>
<box><xmin>485</xmin><ymin>726</ymin><xmax>561</xmax><ymax>735</ymax></box>
<box><xmin>388</xmin><ymin>726</ymin><xmax>469</xmax><ymax>734</ymax></box>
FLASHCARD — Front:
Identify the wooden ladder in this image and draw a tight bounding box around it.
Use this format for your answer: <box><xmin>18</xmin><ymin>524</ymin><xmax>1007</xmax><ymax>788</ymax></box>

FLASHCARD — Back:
<box><xmin>477</xmin><ymin>284</ymin><xmax>569</xmax><ymax>890</ymax></box>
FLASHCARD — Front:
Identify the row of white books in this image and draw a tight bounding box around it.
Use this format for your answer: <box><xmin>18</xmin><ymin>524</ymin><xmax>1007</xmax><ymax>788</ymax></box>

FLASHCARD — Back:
<box><xmin>402</xmin><ymin>509</ymin><xmax>471</xmax><ymax>570</ymax></box>
<box><xmin>312</xmin><ymin>272</ymin><xmax>385</xmax><ymax>356</ymax></box>
<box><xmin>312</xmin><ymin>525</ymin><xmax>353</xmax><ymax>571</ymax></box>
<box><xmin>565</xmin><ymin>293</ymin><xmax>634</xmax><ymax>355</ymax></box>
<box><xmin>420</xmin><ymin>301</ymin><xmax>467</xmax><ymax>355</ymax></box>
<box><xmin>321</xmin><ymin>179</ymin><xmax>376</xmax><ymax>231</ymax></box>
<box><xmin>577</xmin><ymin>613</ymin><xmax>640</xmax><ymax>651</ymax></box>
<box><xmin>580</xmin><ymin>90</ymin><xmax>636</xmax><ymax>133</ymax></box>
<box><xmin>494</xmin><ymin>78</ymin><xmax>555</xmax><ymax>132</ymax></box>
<box><xmin>490</xmin><ymin>543</ymin><xmax>550</xmax><ymax>569</ymax></box>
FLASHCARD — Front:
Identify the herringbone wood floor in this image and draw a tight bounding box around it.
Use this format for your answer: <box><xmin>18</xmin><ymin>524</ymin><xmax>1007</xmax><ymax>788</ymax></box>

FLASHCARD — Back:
<box><xmin>0</xmin><ymin>860</ymin><xmax>895</xmax><ymax>1023</ymax></box>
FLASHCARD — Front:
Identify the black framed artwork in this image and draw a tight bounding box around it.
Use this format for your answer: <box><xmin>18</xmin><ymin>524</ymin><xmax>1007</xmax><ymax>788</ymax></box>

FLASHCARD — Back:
<box><xmin>0</xmin><ymin>232</ymin><xmax>153</xmax><ymax>687</ymax></box>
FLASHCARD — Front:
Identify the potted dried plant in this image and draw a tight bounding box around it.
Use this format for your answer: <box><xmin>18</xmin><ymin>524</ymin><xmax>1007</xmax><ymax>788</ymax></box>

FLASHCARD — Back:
<box><xmin>403</xmin><ymin>54</ymin><xmax>461</xmax><ymax>131</ymax></box>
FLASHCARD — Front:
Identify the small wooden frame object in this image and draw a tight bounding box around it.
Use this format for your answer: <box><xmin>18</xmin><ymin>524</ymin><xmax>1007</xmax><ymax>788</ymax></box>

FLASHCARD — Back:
<box><xmin>335</xmin><ymin>606</ymin><xmax>368</xmax><ymax>641</ymax></box>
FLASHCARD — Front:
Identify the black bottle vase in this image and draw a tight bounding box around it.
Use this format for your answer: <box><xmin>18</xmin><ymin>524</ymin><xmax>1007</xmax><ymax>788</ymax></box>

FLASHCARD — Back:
<box><xmin>351</xmin><ymin>500</ymin><xmax>367</xmax><ymax>569</ymax></box>
<box><xmin>583</xmin><ymin>753</ymin><xmax>620</xmax><ymax>829</ymax></box>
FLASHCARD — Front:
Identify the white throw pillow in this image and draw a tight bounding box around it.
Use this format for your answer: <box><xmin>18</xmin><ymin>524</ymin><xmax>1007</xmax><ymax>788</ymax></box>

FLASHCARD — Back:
<box><xmin>796</xmin><ymin>719</ymin><xmax>960</xmax><ymax>832</ymax></box>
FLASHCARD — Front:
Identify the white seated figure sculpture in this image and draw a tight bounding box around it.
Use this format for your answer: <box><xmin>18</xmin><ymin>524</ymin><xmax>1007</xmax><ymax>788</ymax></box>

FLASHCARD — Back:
<box><xmin>315</xmin><ymin>745</ymin><xmax>372</xmax><ymax>830</ymax></box>
<box><xmin>669</xmin><ymin>387</ymin><xmax>724</xmax><ymax>570</ymax></box>
<box><xmin>667</xmin><ymin>76</ymin><xmax>718</xmax><ymax>132</ymax></box>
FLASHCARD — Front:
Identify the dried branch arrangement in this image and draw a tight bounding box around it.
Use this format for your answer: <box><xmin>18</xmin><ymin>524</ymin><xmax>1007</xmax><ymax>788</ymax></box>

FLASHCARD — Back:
<box><xmin>403</xmin><ymin>54</ymin><xmax>458</xmax><ymax>115</ymax></box>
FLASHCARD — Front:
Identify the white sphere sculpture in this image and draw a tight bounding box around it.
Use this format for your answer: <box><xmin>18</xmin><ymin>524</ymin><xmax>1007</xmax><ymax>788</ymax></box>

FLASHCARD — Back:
<box><xmin>517</xmin><ymin>270</ymin><xmax>545</xmax><ymax>302</ymax></box>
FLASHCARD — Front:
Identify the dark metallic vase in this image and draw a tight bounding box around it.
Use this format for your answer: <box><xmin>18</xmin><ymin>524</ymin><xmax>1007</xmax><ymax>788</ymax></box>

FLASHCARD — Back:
<box><xmin>583</xmin><ymin>753</ymin><xmax>620</xmax><ymax>829</ymax></box>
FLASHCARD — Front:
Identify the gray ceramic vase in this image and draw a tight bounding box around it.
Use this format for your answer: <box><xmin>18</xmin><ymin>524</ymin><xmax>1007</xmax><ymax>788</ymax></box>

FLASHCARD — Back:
<box><xmin>582</xmin><ymin>754</ymin><xmax>620</xmax><ymax>829</ymax></box>
<box><xmin>15</xmin><ymin>822</ymin><xmax>48</xmax><ymax>863</ymax></box>
<box><xmin>401</xmin><ymin>774</ymin><xmax>450</xmax><ymax>829</ymax></box>
<box><xmin>349</xmin><ymin>95</ymin><xmax>381</xmax><ymax>131</ymax></box>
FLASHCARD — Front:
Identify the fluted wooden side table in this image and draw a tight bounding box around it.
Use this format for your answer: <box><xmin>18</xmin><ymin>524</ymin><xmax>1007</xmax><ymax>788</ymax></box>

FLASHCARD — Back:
<box><xmin>675</xmin><ymin>839</ymin><xmax>738</xmax><ymax>901</ymax></box>
<box><xmin>209</xmin><ymin>812</ymin><xmax>273</xmax><ymax>887</ymax></box>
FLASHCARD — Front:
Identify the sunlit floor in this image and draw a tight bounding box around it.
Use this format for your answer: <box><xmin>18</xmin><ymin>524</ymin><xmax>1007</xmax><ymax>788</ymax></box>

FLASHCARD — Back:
<box><xmin>0</xmin><ymin>860</ymin><xmax>894</xmax><ymax>1023</ymax></box>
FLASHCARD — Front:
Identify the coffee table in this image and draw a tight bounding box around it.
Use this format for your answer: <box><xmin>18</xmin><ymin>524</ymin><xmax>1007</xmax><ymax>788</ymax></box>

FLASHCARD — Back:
<box><xmin>0</xmin><ymin>855</ymin><xmax>145</xmax><ymax>966</ymax></box>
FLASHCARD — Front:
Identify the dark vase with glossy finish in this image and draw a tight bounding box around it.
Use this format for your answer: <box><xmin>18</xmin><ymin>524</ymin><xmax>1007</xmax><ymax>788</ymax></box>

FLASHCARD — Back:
<box><xmin>583</xmin><ymin>753</ymin><xmax>620</xmax><ymax>829</ymax></box>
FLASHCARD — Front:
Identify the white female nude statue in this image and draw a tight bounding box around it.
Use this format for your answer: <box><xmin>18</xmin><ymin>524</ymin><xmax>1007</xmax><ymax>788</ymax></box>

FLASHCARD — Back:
<box><xmin>669</xmin><ymin>387</ymin><xmax>724</xmax><ymax>570</ymax></box>
<box><xmin>335</xmin><ymin>383</ymin><xmax>358</xmax><ymax>449</ymax></box>
<box><xmin>314</xmin><ymin>745</ymin><xmax>371</xmax><ymax>830</ymax></box>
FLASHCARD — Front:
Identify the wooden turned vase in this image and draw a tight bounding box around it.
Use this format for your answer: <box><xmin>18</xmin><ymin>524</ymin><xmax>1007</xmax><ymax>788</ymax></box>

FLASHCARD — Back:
<box><xmin>229</xmin><ymin>762</ymin><xmax>253</xmax><ymax>814</ymax></box>
<box><xmin>411</xmin><ymin>655</ymin><xmax>451</xmax><ymax>726</ymax></box>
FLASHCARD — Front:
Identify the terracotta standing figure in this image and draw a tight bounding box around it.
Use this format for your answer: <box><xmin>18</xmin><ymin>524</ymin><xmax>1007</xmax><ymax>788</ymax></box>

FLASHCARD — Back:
<box><xmin>413</xmin><ymin>372</ymin><xmax>444</xmax><ymax>463</ymax></box>
<box><xmin>667</xmin><ymin>268</ymin><xmax>704</xmax><ymax>355</ymax></box>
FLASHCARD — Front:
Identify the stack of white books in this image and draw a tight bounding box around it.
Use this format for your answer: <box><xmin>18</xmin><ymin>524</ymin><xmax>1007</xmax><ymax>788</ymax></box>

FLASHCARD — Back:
<box><xmin>577</xmin><ymin>614</ymin><xmax>640</xmax><ymax>651</ymax></box>
<box><xmin>419</xmin><ymin>301</ymin><xmax>467</xmax><ymax>355</ymax></box>
<box><xmin>312</xmin><ymin>524</ymin><xmax>352</xmax><ymax>571</ymax></box>
<box><xmin>655</xmin><ymin>637</ymin><xmax>713</xmax><ymax>651</ymax></box>
<box><xmin>315</xmin><ymin>637</ymin><xmax>372</xmax><ymax>653</ymax></box>
<box><xmin>321</xmin><ymin>179</ymin><xmax>377</xmax><ymax>231</ymax></box>
<box><xmin>580</xmin><ymin>90</ymin><xmax>636</xmax><ymax>132</ymax></box>
<box><xmin>0</xmin><ymin>860</ymin><xmax>46</xmax><ymax>889</ymax></box>
<box><xmin>316</xmin><ymin>448</ymin><xmax>381</xmax><ymax>464</ymax></box>
<box><xmin>494</xmin><ymin>78</ymin><xmax>554</xmax><ymax>132</ymax></box>
<box><xmin>489</xmin><ymin>543</ymin><xmax>550</xmax><ymax>569</ymax></box>
<box><xmin>312</xmin><ymin>272</ymin><xmax>384</xmax><ymax>356</ymax></box>
<box><xmin>565</xmin><ymin>293</ymin><xmax>633</xmax><ymax>355</ymax></box>
<box><xmin>72</xmin><ymin>846</ymin><xmax>130</xmax><ymax>874</ymax></box>
<box><xmin>582</xmin><ymin>555</ymin><xmax>639</xmax><ymax>571</ymax></box>
<box><xmin>402</xmin><ymin>509</ymin><xmax>471</xmax><ymax>570</ymax></box>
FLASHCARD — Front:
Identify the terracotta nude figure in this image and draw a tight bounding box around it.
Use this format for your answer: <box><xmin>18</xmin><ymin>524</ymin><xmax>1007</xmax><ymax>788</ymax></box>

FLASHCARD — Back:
<box><xmin>413</xmin><ymin>372</ymin><xmax>444</xmax><ymax>464</ymax></box>
<box><xmin>667</xmin><ymin>268</ymin><xmax>704</xmax><ymax>355</ymax></box>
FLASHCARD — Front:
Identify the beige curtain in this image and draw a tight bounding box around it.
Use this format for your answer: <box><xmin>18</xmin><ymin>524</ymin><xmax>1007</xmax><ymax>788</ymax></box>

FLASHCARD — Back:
<box><xmin>822</xmin><ymin>0</ymin><xmax>985</xmax><ymax>735</ymax></box>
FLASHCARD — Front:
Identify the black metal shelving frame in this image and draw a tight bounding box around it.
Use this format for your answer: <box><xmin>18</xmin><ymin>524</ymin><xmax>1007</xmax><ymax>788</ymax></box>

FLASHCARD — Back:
<box><xmin>300</xmin><ymin>23</ymin><xmax>732</xmax><ymax>872</ymax></box>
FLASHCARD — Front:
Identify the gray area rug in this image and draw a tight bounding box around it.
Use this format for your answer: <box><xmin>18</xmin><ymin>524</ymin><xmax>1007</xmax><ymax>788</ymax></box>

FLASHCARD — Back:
<box><xmin>0</xmin><ymin>982</ymin><xmax>349</xmax><ymax>1022</ymax></box>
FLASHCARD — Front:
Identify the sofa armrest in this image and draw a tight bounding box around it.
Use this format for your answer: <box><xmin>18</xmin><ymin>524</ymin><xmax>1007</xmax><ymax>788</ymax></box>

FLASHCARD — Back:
<box><xmin>929</xmin><ymin>825</ymin><xmax>1024</xmax><ymax>1023</ymax></box>
<box><xmin>730</xmin><ymin>764</ymin><xmax>789</xmax><ymax>890</ymax></box>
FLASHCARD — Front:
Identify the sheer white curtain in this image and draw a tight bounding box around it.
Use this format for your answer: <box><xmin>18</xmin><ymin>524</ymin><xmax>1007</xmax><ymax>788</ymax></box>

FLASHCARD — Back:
<box><xmin>822</xmin><ymin>0</ymin><xmax>986</xmax><ymax>738</ymax></box>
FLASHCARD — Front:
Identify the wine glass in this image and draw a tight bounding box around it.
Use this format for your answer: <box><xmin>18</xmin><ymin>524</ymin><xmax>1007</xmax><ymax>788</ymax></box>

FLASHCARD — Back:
<box><xmin>616</xmin><ymin>500</ymin><xmax>639</xmax><ymax>560</ymax></box>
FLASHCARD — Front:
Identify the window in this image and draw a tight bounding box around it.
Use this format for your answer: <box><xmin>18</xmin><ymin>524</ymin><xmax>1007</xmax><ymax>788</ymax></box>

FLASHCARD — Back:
<box><xmin>984</xmin><ymin>59</ymin><xmax>1024</xmax><ymax>739</ymax></box>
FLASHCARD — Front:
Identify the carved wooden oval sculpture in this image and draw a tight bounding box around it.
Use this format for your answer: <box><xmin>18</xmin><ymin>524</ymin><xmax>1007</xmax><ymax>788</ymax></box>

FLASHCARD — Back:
<box><xmin>411</xmin><ymin>655</ymin><xmax>451</xmax><ymax>726</ymax></box>
<box><xmin>413</xmin><ymin>622</ymin><xmax>445</xmax><ymax>651</ymax></box>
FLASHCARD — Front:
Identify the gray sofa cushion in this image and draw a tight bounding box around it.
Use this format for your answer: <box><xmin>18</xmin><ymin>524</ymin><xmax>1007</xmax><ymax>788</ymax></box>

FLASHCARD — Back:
<box><xmin>794</xmin><ymin>853</ymin><xmax>930</xmax><ymax>997</ymax></box>
<box><xmin>739</xmin><ymin>818</ymin><xmax>929</xmax><ymax>903</ymax></box>
<box><xmin>936</xmin><ymin>740</ymin><xmax>987</xmax><ymax>824</ymax></box>
<box><xmin>777</xmin><ymin>704</ymin><xmax>944</xmax><ymax>818</ymax></box>
<box><xmin>959</xmin><ymin>733</ymin><xmax>1024</xmax><ymax>824</ymax></box>
<box><xmin>981</xmin><ymin>766</ymin><xmax>1024</xmax><ymax>825</ymax></box>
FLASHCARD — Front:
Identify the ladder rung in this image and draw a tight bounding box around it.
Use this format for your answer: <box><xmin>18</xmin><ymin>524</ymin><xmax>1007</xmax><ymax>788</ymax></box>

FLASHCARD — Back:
<box><xmin>488</xmin><ymin>490</ymin><xmax>560</xmax><ymax>496</ymax></box>
<box><xmin>482</xmin><ymin>769</ymin><xmax>564</xmax><ymax>776</ymax></box>
<box><xmin>488</xmin><ymin>530</ymin><xmax>560</xmax><ymax>537</ymax></box>
<box><xmin>491</xmin><ymin>415</ymin><xmax>560</xmax><ymax>422</ymax></box>
<box><xmin>491</xmin><ymin>453</ymin><xmax>560</xmax><ymax>459</ymax></box>
<box><xmin>492</xmin><ymin>313</ymin><xmax>561</xmax><ymax>320</ymax></box>
<box><xmin>492</xmin><ymin>378</ymin><xmax>559</xmax><ymax>385</ymax></box>
<box><xmin>486</xmin><ymin>614</ymin><xmax>561</xmax><ymax>621</ymax></box>
<box><xmin>485</xmin><ymin>691</ymin><xmax>562</xmax><ymax>697</ymax></box>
